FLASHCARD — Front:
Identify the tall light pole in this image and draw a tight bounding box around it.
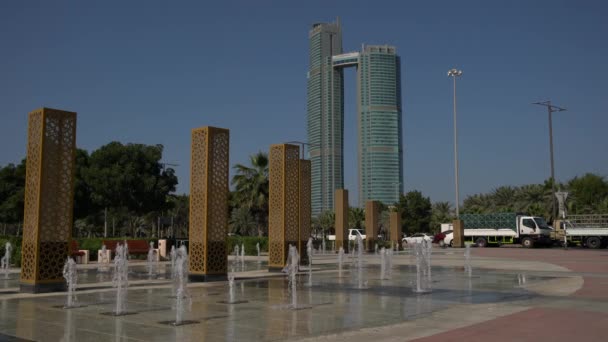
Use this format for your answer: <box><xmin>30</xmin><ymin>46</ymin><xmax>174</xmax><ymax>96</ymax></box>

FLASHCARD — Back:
<box><xmin>448</xmin><ymin>68</ymin><xmax>463</xmax><ymax>218</ymax></box>
<box><xmin>533</xmin><ymin>100</ymin><xmax>566</xmax><ymax>219</ymax></box>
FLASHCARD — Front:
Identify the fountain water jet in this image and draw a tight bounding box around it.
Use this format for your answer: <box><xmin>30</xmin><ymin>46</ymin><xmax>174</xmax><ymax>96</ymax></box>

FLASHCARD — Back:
<box><xmin>63</xmin><ymin>257</ymin><xmax>79</xmax><ymax>308</ymax></box>
<box><xmin>1</xmin><ymin>242</ymin><xmax>12</xmax><ymax>279</ymax></box>
<box><xmin>240</xmin><ymin>243</ymin><xmax>245</xmax><ymax>267</ymax></box>
<box><xmin>464</xmin><ymin>243</ymin><xmax>472</xmax><ymax>277</ymax></box>
<box><xmin>219</xmin><ymin>244</ymin><xmax>248</xmax><ymax>304</ymax></box>
<box><xmin>375</xmin><ymin>243</ymin><xmax>378</xmax><ymax>255</ymax></box>
<box><xmin>337</xmin><ymin>247</ymin><xmax>344</xmax><ymax>278</ymax></box>
<box><xmin>147</xmin><ymin>241</ymin><xmax>156</xmax><ymax>276</ymax></box>
<box><xmin>306</xmin><ymin>238</ymin><xmax>313</xmax><ymax>286</ymax></box>
<box><xmin>111</xmin><ymin>242</ymin><xmax>131</xmax><ymax>315</ymax></box>
<box><xmin>355</xmin><ymin>233</ymin><xmax>367</xmax><ymax>289</ymax></box>
<box><xmin>413</xmin><ymin>240</ymin><xmax>432</xmax><ymax>293</ymax></box>
<box><xmin>174</xmin><ymin>245</ymin><xmax>194</xmax><ymax>325</ymax></box>
<box><xmin>380</xmin><ymin>247</ymin><xmax>386</xmax><ymax>279</ymax></box>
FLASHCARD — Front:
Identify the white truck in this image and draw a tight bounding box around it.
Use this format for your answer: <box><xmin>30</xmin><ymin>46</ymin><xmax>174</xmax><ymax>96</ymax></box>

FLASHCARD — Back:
<box><xmin>328</xmin><ymin>229</ymin><xmax>366</xmax><ymax>241</ymax></box>
<box><xmin>455</xmin><ymin>213</ymin><xmax>552</xmax><ymax>248</ymax></box>
<box><xmin>552</xmin><ymin>215</ymin><xmax>608</xmax><ymax>249</ymax></box>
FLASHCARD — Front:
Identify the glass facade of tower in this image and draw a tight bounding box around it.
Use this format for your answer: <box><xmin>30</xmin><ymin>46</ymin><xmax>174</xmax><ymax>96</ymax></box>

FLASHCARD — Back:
<box><xmin>358</xmin><ymin>46</ymin><xmax>403</xmax><ymax>206</ymax></box>
<box><xmin>307</xmin><ymin>22</ymin><xmax>403</xmax><ymax>216</ymax></box>
<box><xmin>307</xmin><ymin>22</ymin><xmax>343</xmax><ymax>216</ymax></box>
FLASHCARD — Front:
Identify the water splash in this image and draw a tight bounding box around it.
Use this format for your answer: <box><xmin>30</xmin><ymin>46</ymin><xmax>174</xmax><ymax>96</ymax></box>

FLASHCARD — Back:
<box><xmin>306</xmin><ymin>238</ymin><xmax>313</xmax><ymax>286</ymax></box>
<box><xmin>464</xmin><ymin>243</ymin><xmax>472</xmax><ymax>277</ymax></box>
<box><xmin>337</xmin><ymin>247</ymin><xmax>344</xmax><ymax>278</ymax></box>
<box><xmin>285</xmin><ymin>245</ymin><xmax>301</xmax><ymax>309</ymax></box>
<box><xmin>170</xmin><ymin>246</ymin><xmax>177</xmax><ymax>296</ymax></box>
<box><xmin>63</xmin><ymin>257</ymin><xmax>78</xmax><ymax>308</ymax></box>
<box><xmin>174</xmin><ymin>245</ymin><xmax>191</xmax><ymax>325</ymax></box>
<box><xmin>321</xmin><ymin>238</ymin><xmax>326</xmax><ymax>255</ymax></box>
<box><xmin>375</xmin><ymin>243</ymin><xmax>378</xmax><ymax>255</ymax></box>
<box><xmin>240</xmin><ymin>243</ymin><xmax>245</xmax><ymax>268</ymax></box>
<box><xmin>386</xmin><ymin>248</ymin><xmax>393</xmax><ymax>279</ymax></box>
<box><xmin>112</xmin><ymin>242</ymin><xmax>129</xmax><ymax>315</ymax></box>
<box><xmin>413</xmin><ymin>240</ymin><xmax>432</xmax><ymax>293</ymax></box>
<box><xmin>355</xmin><ymin>233</ymin><xmax>367</xmax><ymax>289</ymax></box>
<box><xmin>380</xmin><ymin>247</ymin><xmax>386</xmax><ymax>279</ymax></box>
<box><xmin>1</xmin><ymin>242</ymin><xmax>12</xmax><ymax>279</ymax></box>
<box><xmin>147</xmin><ymin>241</ymin><xmax>156</xmax><ymax>276</ymax></box>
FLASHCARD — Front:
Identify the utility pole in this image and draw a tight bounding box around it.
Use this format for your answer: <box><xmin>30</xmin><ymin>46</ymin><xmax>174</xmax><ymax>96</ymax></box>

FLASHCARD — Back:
<box><xmin>533</xmin><ymin>100</ymin><xmax>566</xmax><ymax>220</ymax></box>
<box><xmin>448</xmin><ymin>68</ymin><xmax>463</xmax><ymax>218</ymax></box>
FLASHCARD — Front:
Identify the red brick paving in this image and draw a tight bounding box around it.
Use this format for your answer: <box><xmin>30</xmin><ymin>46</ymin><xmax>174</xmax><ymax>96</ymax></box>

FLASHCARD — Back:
<box><xmin>471</xmin><ymin>248</ymin><xmax>608</xmax><ymax>299</ymax></box>
<box><xmin>410</xmin><ymin>248</ymin><xmax>608</xmax><ymax>341</ymax></box>
<box><xmin>412</xmin><ymin>307</ymin><xmax>608</xmax><ymax>342</ymax></box>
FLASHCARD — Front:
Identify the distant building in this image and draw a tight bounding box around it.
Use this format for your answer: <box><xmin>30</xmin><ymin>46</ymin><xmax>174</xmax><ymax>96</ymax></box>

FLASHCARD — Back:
<box><xmin>307</xmin><ymin>20</ymin><xmax>403</xmax><ymax>216</ymax></box>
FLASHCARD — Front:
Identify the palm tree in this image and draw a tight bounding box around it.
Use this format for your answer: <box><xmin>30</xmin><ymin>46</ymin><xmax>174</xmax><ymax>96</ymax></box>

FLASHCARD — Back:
<box><xmin>230</xmin><ymin>206</ymin><xmax>257</xmax><ymax>236</ymax></box>
<box><xmin>231</xmin><ymin>152</ymin><xmax>269</xmax><ymax>236</ymax></box>
<box><xmin>348</xmin><ymin>207</ymin><xmax>365</xmax><ymax>230</ymax></box>
<box><xmin>431</xmin><ymin>201</ymin><xmax>453</xmax><ymax>232</ymax></box>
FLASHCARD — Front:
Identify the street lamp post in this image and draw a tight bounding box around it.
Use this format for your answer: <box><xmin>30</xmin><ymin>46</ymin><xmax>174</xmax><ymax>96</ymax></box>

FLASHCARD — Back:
<box><xmin>447</xmin><ymin>68</ymin><xmax>463</xmax><ymax>218</ymax></box>
<box><xmin>532</xmin><ymin>101</ymin><xmax>566</xmax><ymax>219</ymax></box>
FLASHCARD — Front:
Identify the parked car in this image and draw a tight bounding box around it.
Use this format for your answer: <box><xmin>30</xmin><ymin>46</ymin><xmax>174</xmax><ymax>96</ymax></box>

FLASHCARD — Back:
<box><xmin>443</xmin><ymin>231</ymin><xmax>454</xmax><ymax>246</ymax></box>
<box><xmin>402</xmin><ymin>233</ymin><xmax>432</xmax><ymax>244</ymax></box>
<box><xmin>433</xmin><ymin>230</ymin><xmax>451</xmax><ymax>243</ymax></box>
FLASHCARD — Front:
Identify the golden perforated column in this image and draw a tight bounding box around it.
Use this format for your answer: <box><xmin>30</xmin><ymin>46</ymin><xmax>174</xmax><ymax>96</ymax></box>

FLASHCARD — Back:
<box><xmin>390</xmin><ymin>211</ymin><xmax>401</xmax><ymax>249</ymax></box>
<box><xmin>365</xmin><ymin>200</ymin><xmax>380</xmax><ymax>252</ymax></box>
<box><xmin>334</xmin><ymin>189</ymin><xmax>349</xmax><ymax>253</ymax></box>
<box><xmin>189</xmin><ymin>126</ymin><xmax>230</xmax><ymax>281</ymax></box>
<box><xmin>20</xmin><ymin>108</ymin><xmax>77</xmax><ymax>293</ymax></box>
<box><xmin>268</xmin><ymin>144</ymin><xmax>300</xmax><ymax>271</ymax></box>
<box><xmin>298</xmin><ymin>159</ymin><xmax>311</xmax><ymax>265</ymax></box>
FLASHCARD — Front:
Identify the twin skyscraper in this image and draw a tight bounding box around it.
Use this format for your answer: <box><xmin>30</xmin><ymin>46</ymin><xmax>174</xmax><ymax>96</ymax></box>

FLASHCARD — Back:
<box><xmin>307</xmin><ymin>19</ymin><xmax>404</xmax><ymax>216</ymax></box>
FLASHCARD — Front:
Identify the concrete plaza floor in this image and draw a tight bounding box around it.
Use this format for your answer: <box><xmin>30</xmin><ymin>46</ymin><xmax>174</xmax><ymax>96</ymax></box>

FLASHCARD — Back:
<box><xmin>0</xmin><ymin>248</ymin><xmax>607</xmax><ymax>341</ymax></box>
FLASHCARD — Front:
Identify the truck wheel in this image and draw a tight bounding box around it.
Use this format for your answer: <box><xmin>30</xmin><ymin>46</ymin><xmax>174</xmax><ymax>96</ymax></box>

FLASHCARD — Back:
<box><xmin>475</xmin><ymin>237</ymin><xmax>487</xmax><ymax>248</ymax></box>
<box><xmin>586</xmin><ymin>236</ymin><xmax>601</xmax><ymax>249</ymax></box>
<box><xmin>522</xmin><ymin>237</ymin><xmax>534</xmax><ymax>248</ymax></box>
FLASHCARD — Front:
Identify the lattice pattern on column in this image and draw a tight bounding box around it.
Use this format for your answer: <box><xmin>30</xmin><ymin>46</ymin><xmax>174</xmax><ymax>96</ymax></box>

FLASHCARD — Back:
<box><xmin>20</xmin><ymin>108</ymin><xmax>76</xmax><ymax>287</ymax></box>
<box><xmin>189</xmin><ymin>127</ymin><xmax>229</xmax><ymax>277</ymax></box>
<box><xmin>334</xmin><ymin>189</ymin><xmax>349</xmax><ymax>253</ymax></box>
<box><xmin>365</xmin><ymin>200</ymin><xmax>380</xmax><ymax>251</ymax></box>
<box><xmin>268</xmin><ymin>144</ymin><xmax>299</xmax><ymax>269</ymax></box>
<box><xmin>298</xmin><ymin>159</ymin><xmax>311</xmax><ymax>264</ymax></box>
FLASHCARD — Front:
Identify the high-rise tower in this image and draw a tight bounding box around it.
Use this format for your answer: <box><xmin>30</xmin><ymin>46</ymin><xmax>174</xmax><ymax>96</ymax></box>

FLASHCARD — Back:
<box><xmin>307</xmin><ymin>21</ymin><xmax>403</xmax><ymax>216</ymax></box>
<box><xmin>358</xmin><ymin>45</ymin><xmax>403</xmax><ymax>206</ymax></box>
<box><xmin>307</xmin><ymin>20</ymin><xmax>344</xmax><ymax>216</ymax></box>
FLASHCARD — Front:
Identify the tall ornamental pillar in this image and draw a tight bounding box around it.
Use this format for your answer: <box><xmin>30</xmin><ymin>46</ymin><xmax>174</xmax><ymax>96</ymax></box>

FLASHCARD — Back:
<box><xmin>268</xmin><ymin>144</ymin><xmax>300</xmax><ymax>271</ymax></box>
<box><xmin>298</xmin><ymin>159</ymin><xmax>311</xmax><ymax>265</ymax></box>
<box><xmin>334</xmin><ymin>189</ymin><xmax>349</xmax><ymax>253</ymax></box>
<box><xmin>365</xmin><ymin>200</ymin><xmax>380</xmax><ymax>252</ymax></box>
<box><xmin>20</xmin><ymin>108</ymin><xmax>77</xmax><ymax>293</ymax></box>
<box><xmin>390</xmin><ymin>211</ymin><xmax>401</xmax><ymax>250</ymax></box>
<box><xmin>189</xmin><ymin>126</ymin><xmax>230</xmax><ymax>281</ymax></box>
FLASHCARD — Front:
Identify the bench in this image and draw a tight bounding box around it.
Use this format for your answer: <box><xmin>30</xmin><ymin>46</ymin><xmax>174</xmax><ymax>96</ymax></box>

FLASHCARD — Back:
<box><xmin>70</xmin><ymin>240</ymin><xmax>89</xmax><ymax>264</ymax></box>
<box><xmin>101</xmin><ymin>240</ymin><xmax>158</xmax><ymax>261</ymax></box>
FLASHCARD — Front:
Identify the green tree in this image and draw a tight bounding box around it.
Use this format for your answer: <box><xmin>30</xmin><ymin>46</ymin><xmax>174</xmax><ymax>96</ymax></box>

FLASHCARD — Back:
<box><xmin>567</xmin><ymin>173</ymin><xmax>608</xmax><ymax>214</ymax></box>
<box><xmin>230</xmin><ymin>206</ymin><xmax>257</xmax><ymax>236</ymax></box>
<box><xmin>0</xmin><ymin>160</ymin><xmax>26</xmax><ymax>225</ymax></box>
<box><xmin>348</xmin><ymin>207</ymin><xmax>365</xmax><ymax>230</ymax></box>
<box><xmin>430</xmin><ymin>201</ymin><xmax>453</xmax><ymax>232</ymax></box>
<box><xmin>396</xmin><ymin>190</ymin><xmax>432</xmax><ymax>235</ymax></box>
<box><xmin>83</xmin><ymin>142</ymin><xmax>178</xmax><ymax>236</ymax></box>
<box><xmin>231</xmin><ymin>151</ymin><xmax>269</xmax><ymax>236</ymax></box>
<box><xmin>313</xmin><ymin>210</ymin><xmax>334</xmax><ymax>238</ymax></box>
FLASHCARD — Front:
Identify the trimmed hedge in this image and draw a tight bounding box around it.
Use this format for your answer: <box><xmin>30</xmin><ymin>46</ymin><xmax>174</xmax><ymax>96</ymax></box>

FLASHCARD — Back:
<box><xmin>227</xmin><ymin>236</ymin><xmax>268</xmax><ymax>256</ymax></box>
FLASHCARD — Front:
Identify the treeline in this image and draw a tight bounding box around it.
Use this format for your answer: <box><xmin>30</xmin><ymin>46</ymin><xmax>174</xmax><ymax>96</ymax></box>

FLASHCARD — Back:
<box><xmin>2</xmin><ymin>144</ymin><xmax>607</xmax><ymax>238</ymax></box>
<box><xmin>462</xmin><ymin>174</ymin><xmax>608</xmax><ymax>220</ymax></box>
<box><xmin>0</xmin><ymin>142</ymin><xmax>185</xmax><ymax>238</ymax></box>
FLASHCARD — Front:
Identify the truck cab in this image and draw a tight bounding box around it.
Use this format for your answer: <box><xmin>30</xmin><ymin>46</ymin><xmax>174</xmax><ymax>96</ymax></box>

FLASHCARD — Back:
<box><xmin>518</xmin><ymin>216</ymin><xmax>552</xmax><ymax>246</ymax></box>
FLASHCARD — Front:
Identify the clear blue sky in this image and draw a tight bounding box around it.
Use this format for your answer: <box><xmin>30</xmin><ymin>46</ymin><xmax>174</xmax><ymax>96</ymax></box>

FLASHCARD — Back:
<box><xmin>1</xmin><ymin>0</ymin><xmax>607</xmax><ymax>207</ymax></box>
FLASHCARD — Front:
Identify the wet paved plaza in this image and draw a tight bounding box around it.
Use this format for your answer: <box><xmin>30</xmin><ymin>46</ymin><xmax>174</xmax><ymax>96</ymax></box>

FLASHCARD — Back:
<box><xmin>0</xmin><ymin>249</ymin><xmax>607</xmax><ymax>341</ymax></box>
